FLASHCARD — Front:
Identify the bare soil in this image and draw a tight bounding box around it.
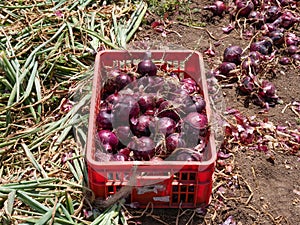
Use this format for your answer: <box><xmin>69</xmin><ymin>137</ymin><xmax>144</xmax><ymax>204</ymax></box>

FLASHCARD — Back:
<box><xmin>128</xmin><ymin>0</ymin><xmax>300</xmax><ymax>224</ymax></box>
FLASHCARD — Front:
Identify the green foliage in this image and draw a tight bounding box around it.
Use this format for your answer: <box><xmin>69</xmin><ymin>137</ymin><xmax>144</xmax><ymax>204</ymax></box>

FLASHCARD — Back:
<box><xmin>147</xmin><ymin>0</ymin><xmax>190</xmax><ymax>16</ymax></box>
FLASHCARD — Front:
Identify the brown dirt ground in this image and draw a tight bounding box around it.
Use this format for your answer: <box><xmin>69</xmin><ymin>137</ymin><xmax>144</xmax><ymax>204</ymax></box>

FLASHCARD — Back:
<box><xmin>127</xmin><ymin>0</ymin><xmax>300</xmax><ymax>224</ymax></box>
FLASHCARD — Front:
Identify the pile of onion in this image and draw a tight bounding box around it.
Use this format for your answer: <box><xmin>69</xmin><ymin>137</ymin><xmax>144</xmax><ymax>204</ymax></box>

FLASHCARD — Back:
<box><xmin>206</xmin><ymin>0</ymin><xmax>300</xmax><ymax>108</ymax></box>
<box><xmin>95</xmin><ymin>55</ymin><xmax>210</xmax><ymax>162</ymax></box>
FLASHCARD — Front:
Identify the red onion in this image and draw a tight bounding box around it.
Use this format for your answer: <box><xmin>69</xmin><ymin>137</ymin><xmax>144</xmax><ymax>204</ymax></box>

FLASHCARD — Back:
<box><xmin>278</xmin><ymin>12</ymin><xmax>299</xmax><ymax>29</ymax></box>
<box><xmin>111</xmin><ymin>153</ymin><xmax>129</xmax><ymax>161</ymax></box>
<box><xmin>183</xmin><ymin>112</ymin><xmax>209</xmax><ymax>139</ymax></box>
<box><xmin>181</xmin><ymin>78</ymin><xmax>198</xmax><ymax>94</ymax></box>
<box><xmin>268</xmin><ymin>30</ymin><xmax>284</xmax><ymax>46</ymax></box>
<box><xmin>131</xmin><ymin>115</ymin><xmax>153</xmax><ymax>137</ymax></box>
<box><xmin>115</xmin><ymin>73</ymin><xmax>133</xmax><ymax>91</ymax></box>
<box><xmin>248</xmin><ymin>51</ymin><xmax>262</xmax><ymax>61</ymax></box>
<box><xmin>235</xmin><ymin>0</ymin><xmax>254</xmax><ymax>18</ymax></box>
<box><xmin>260</xmin><ymin>80</ymin><xmax>276</xmax><ymax>98</ymax></box>
<box><xmin>138</xmin><ymin>94</ymin><xmax>156</xmax><ymax>113</ymax></box>
<box><xmin>265</xmin><ymin>6</ymin><xmax>281</xmax><ymax>23</ymax></box>
<box><xmin>287</xmin><ymin>45</ymin><xmax>299</xmax><ymax>55</ymax></box>
<box><xmin>248</xmin><ymin>11</ymin><xmax>265</xmax><ymax>29</ymax></box>
<box><xmin>223</xmin><ymin>46</ymin><xmax>243</xmax><ymax>65</ymax></box>
<box><xmin>119</xmin><ymin>147</ymin><xmax>131</xmax><ymax>156</ymax></box>
<box><xmin>106</xmin><ymin>93</ymin><xmax>120</xmax><ymax>105</ymax></box>
<box><xmin>128</xmin><ymin>137</ymin><xmax>156</xmax><ymax>160</ymax></box>
<box><xmin>102</xmin><ymin>69</ymin><xmax>125</xmax><ymax>97</ymax></box>
<box><xmin>165</xmin><ymin>133</ymin><xmax>186</xmax><ymax>153</ymax></box>
<box><xmin>157</xmin><ymin>100</ymin><xmax>180</xmax><ymax>122</ymax></box>
<box><xmin>218</xmin><ymin>62</ymin><xmax>237</xmax><ymax>76</ymax></box>
<box><xmin>115</xmin><ymin>126</ymin><xmax>132</xmax><ymax>145</ymax></box>
<box><xmin>192</xmin><ymin>94</ymin><xmax>206</xmax><ymax>113</ymax></box>
<box><xmin>168</xmin><ymin>149</ymin><xmax>202</xmax><ymax>161</ymax></box>
<box><xmin>112</xmin><ymin>94</ymin><xmax>140</xmax><ymax>124</ymax></box>
<box><xmin>285</xmin><ymin>33</ymin><xmax>299</xmax><ymax>46</ymax></box>
<box><xmin>203</xmin><ymin>1</ymin><xmax>226</xmax><ymax>16</ymax></box>
<box><xmin>279</xmin><ymin>56</ymin><xmax>292</xmax><ymax>65</ymax></box>
<box><xmin>98</xmin><ymin>130</ymin><xmax>119</xmax><ymax>152</ymax></box>
<box><xmin>156</xmin><ymin>117</ymin><xmax>177</xmax><ymax>136</ymax></box>
<box><xmin>292</xmin><ymin>54</ymin><xmax>300</xmax><ymax>62</ymax></box>
<box><xmin>241</xmin><ymin>58</ymin><xmax>258</xmax><ymax>73</ymax></box>
<box><xmin>184</xmin><ymin>112</ymin><xmax>208</xmax><ymax>130</ymax></box>
<box><xmin>250</xmin><ymin>39</ymin><xmax>272</xmax><ymax>55</ymax></box>
<box><xmin>238</xmin><ymin>76</ymin><xmax>254</xmax><ymax>94</ymax></box>
<box><xmin>262</xmin><ymin>23</ymin><xmax>277</xmax><ymax>34</ymax></box>
<box><xmin>96</xmin><ymin>109</ymin><xmax>112</xmax><ymax>130</ymax></box>
<box><xmin>137</xmin><ymin>52</ymin><xmax>157</xmax><ymax>76</ymax></box>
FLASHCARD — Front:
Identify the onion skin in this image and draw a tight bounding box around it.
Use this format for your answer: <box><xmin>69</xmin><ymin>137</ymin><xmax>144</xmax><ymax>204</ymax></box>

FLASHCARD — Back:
<box><xmin>223</xmin><ymin>46</ymin><xmax>243</xmax><ymax>65</ymax></box>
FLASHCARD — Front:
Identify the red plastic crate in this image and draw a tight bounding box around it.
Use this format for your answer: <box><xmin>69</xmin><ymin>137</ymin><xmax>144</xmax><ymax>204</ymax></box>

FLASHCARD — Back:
<box><xmin>86</xmin><ymin>50</ymin><xmax>217</xmax><ymax>208</ymax></box>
